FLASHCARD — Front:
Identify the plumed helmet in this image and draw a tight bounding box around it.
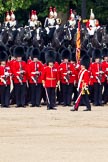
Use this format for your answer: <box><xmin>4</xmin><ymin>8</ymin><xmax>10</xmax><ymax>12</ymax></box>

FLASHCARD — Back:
<box><xmin>92</xmin><ymin>48</ymin><xmax>101</xmax><ymax>59</ymax></box>
<box><xmin>0</xmin><ymin>51</ymin><xmax>8</xmax><ymax>62</ymax></box>
<box><xmin>80</xmin><ymin>55</ymin><xmax>90</xmax><ymax>69</ymax></box>
<box><xmin>31</xmin><ymin>47</ymin><xmax>40</xmax><ymax>59</ymax></box>
<box><xmin>61</xmin><ymin>49</ymin><xmax>71</xmax><ymax>60</ymax></box>
<box><xmin>31</xmin><ymin>10</ymin><xmax>35</xmax><ymax>20</ymax></box>
<box><xmin>69</xmin><ymin>9</ymin><xmax>75</xmax><ymax>19</ymax></box>
<box><xmin>53</xmin><ymin>7</ymin><xmax>57</xmax><ymax>17</ymax></box>
<box><xmin>49</xmin><ymin>6</ymin><xmax>54</xmax><ymax>17</ymax></box>
<box><xmin>10</xmin><ymin>10</ymin><xmax>15</xmax><ymax>20</ymax></box>
<box><xmin>45</xmin><ymin>50</ymin><xmax>56</xmax><ymax>64</ymax></box>
<box><xmin>14</xmin><ymin>46</ymin><xmax>24</xmax><ymax>57</ymax></box>
<box><xmin>90</xmin><ymin>9</ymin><xmax>95</xmax><ymax>19</ymax></box>
<box><xmin>34</xmin><ymin>10</ymin><xmax>38</xmax><ymax>20</ymax></box>
<box><xmin>6</xmin><ymin>11</ymin><xmax>10</xmax><ymax>21</ymax></box>
<box><xmin>102</xmin><ymin>48</ymin><xmax>108</xmax><ymax>58</ymax></box>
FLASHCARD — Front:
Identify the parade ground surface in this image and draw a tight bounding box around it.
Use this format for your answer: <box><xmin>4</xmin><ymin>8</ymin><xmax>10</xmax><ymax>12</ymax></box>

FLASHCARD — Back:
<box><xmin>0</xmin><ymin>105</ymin><xmax>108</xmax><ymax>162</ymax></box>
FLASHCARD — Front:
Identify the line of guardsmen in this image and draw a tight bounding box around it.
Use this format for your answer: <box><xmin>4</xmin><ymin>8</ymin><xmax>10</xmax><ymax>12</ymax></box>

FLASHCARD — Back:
<box><xmin>0</xmin><ymin>45</ymin><xmax>108</xmax><ymax>111</ymax></box>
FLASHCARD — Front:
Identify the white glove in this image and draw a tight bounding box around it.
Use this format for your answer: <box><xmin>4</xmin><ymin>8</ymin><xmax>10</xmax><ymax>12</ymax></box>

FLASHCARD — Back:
<box><xmin>1</xmin><ymin>78</ymin><xmax>6</xmax><ymax>85</ymax></box>
<box><xmin>5</xmin><ymin>72</ymin><xmax>10</xmax><ymax>76</ymax></box>
<box><xmin>45</xmin><ymin>27</ymin><xmax>50</xmax><ymax>34</ymax></box>
<box><xmin>35</xmin><ymin>71</ymin><xmax>40</xmax><ymax>75</ymax></box>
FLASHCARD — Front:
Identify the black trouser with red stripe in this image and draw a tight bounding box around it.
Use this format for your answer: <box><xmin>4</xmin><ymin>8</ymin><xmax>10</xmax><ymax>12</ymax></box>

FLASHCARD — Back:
<box><xmin>62</xmin><ymin>83</ymin><xmax>74</xmax><ymax>106</ymax></box>
<box><xmin>74</xmin><ymin>89</ymin><xmax>91</xmax><ymax>110</ymax></box>
<box><xmin>45</xmin><ymin>87</ymin><xmax>56</xmax><ymax>109</ymax></box>
<box><xmin>102</xmin><ymin>81</ymin><xmax>108</xmax><ymax>104</ymax></box>
<box><xmin>0</xmin><ymin>85</ymin><xmax>10</xmax><ymax>107</ymax></box>
<box><xmin>30</xmin><ymin>83</ymin><xmax>42</xmax><ymax>106</ymax></box>
<box><xmin>93</xmin><ymin>82</ymin><xmax>103</xmax><ymax>105</ymax></box>
<box><xmin>14</xmin><ymin>83</ymin><xmax>26</xmax><ymax>107</ymax></box>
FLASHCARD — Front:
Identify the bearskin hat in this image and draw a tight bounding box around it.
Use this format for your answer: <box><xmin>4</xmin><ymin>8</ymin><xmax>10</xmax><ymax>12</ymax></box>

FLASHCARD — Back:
<box><xmin>0</xmin><ymin>51</ymin><xmax>8</xmax><ymax>62</ymax></box>
<box><xmin>40</xmin><ymin>51</ymin><xmax>46</xmax><ymax>64</ymax></box>
<box><xmin>87</xmin><ymin>47</ymin><xmax>94</xmax><ymax>58</ymax></box>
<box><xmin>102</xmin><ymin>48</ymin><xmax>108</xmax><ymax>57</ymax></box>
<box><xmin>0</xmin><ymin>45</ymin><xmax>6</xmax><ymax>53</ymax></box>
<box><xmin>61</xmin><ymin>49</ymin><xmax>71</xmax><ymax>60</ymax></box>
<box><xmin>92</xmin><ymin>48</ymin><xmax>101</xmax><ymax>59</ymax></box>
<box><xmin>80</xmin><ymin>55</ymin><xmax>90</xmax><ymax>70</ymax></box>
<box><xmin>31</xmin><ymin>47</ymin><xmax>40</xmax><ymax>59</ymax></box>
<box><xmin>26</xmin><ymin>46</ymin><xmax>33</xmax><ymax>58</ymax></box>
<box><xmin>80</xmin><ymin>49</ymin><xmax>87</xmax><ymax>59</ymax></box>
<box><xmin>58</xmin><ymin>46</ymin><xmax>66</xmax><ymax>55</ymax></box>
<box><xmin>45</xmin><ymin>50</ymin><xmax>56</xmax><ymax>64</ymax></box>
<box><xmin>43</xmin><ymin>46</ymin><xmax>55</xmax><ymax>54</ymax></box>
<box><xmin>14</xmin><ymin>46</ymin><xmax>24</xmax><ymax>57</ymax></box>
<box><xmin>71</xmin><ymin>52</ymin><xmax>76</xmax><ymax>62</ymax></box>
<box><xmin>9</xmin><ymin>45</ymin><xmax>16</xmax><ymax>56</ymax></box>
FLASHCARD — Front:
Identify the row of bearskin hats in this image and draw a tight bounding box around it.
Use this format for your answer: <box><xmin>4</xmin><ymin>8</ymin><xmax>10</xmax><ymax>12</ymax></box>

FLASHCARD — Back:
<box><xmin>0</xmin><ymin>44</ymin><xmax>108</xmax><ymax>69</ymax></box>
<box><xmin>5</xmin><ymin>11</ymin><xmax>15</xmax><ymax>21</ymax></box>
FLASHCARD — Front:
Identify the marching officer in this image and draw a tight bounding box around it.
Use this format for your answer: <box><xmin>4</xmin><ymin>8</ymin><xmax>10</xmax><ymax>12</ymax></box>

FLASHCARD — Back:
<box><xmin>28</xmin><ymin>48</ymin><xmax>43</xmax><ymax>107</ymax></box>
<box><xmin>91</xmin><ymin>49</ymin><xmax>104</xmax><ymax>106</ymax></box>
<box><xmin>0</xmin><ymin>51</ymin><xmax>11</xmax><ymax>108</ymax></box>
<box><xmin>59</xmin><ymin>49</ymin><xmax>76</xmax><ymax>106</ymax></box>
<box><xmin>12</xmin><ymin>46</ymin><xmax>27</xmax><ymax>107</ymax></box>
<box><xmin>86</xmin><ymin>9</ymin><xmax>100</xmax><ymax>36</ymax></box>
<box><xmin>42</xmin><ymin>50</ymin><xmax>60</xmax><ymax>110</ymax></box>
<box><xmin>71</xmin><ymin>54</ymin><xmax>91</xmax><ymax>111</ymax></box>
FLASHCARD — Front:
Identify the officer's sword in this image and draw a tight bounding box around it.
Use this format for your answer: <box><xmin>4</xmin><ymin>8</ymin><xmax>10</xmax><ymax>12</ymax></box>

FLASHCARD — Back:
<box><xmin>71</xmin><ymin>90</ymin><xmax>82</xmax><ymax>111</ymax></box>
<box><xmin>45</xmin><ymin>88</ymin><xmax>50</xmax><ymax>108</ymax></box>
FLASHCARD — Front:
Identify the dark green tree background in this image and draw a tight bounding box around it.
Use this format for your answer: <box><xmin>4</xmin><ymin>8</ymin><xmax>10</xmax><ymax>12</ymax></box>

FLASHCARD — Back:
<box><xmin>0</xmin><ymin>0</ymin><xmax>108</xmax><ymax>25</ymax></box>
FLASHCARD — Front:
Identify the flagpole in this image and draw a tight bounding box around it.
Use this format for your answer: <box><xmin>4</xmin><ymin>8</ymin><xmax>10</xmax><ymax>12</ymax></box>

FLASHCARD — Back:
<box><xmin>76</xmin><ymin>17</ymin><xmax>81</xmax><ymax>63</ymax></box>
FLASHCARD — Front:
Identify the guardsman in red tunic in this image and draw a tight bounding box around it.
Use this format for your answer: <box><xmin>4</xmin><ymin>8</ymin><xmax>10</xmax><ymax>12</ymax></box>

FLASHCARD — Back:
<box><xmin>12</xmin><ymin>46</ymin><xmax>27</xmax><ymax>107</ymax></box>
<box><xmin>0</xmin><ymin>51</ymin><xmax>11</xmax><ymax>108</ymax></box>
<box><xmin>91</xmin><ymin>49</ymin><xmax>104</xmax><ymax>106</ymax></box>
<box><xmin>101</xmin><ymin>48</ymin><xmax>108</xmax><ymax>104</ymax></box>
<box><xmin>28</xmin><ymin>48</ymin><xmax>43</xmax><ymax>107</ymax></box>
<box><xmin>42</xmin><ymin>50</ymin><xmax>60</xmax><ymax>110</ymax></box>
<box><xmin>59</xmin><ymin>49</ymin><xmax>76</xmax><ymax>106</ymax></box>
<box><xmin>71</xmin><ymin>55</ymin><xmax>91</xmax><ymax>111</ymax></box>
